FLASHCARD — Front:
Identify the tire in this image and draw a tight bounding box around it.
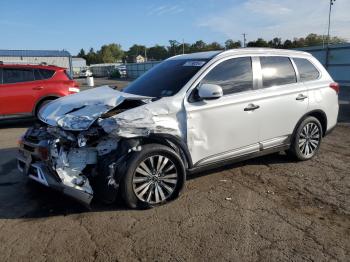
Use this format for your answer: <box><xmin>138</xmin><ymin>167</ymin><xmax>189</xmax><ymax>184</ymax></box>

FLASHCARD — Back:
<box><xmin>289</xmin><ymin>116</ymin><xmax>323</xmax><ymax>161</ymax></box>
<box><xmin>121</xmin><ymin>144</ymin><xmax>186</xmax><ymax>209</ymax></box>
<box><xmin>35</xmin><ymin>99</ymin><xmax>54</xmax><ymax>118</ymax></box>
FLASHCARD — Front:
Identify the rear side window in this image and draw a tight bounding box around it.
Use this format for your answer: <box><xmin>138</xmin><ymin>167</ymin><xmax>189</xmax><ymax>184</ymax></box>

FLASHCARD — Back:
<box><xmin>3</xmin><ymin>68</ymin><xmax>35</xmax><ymax>84</ymax></box>
<box><xmin>293</xmin><ymin>58</ymin><xmax>320</xmax><ymax>81</ymax></box>
<box><xmin>34</xmin><ymin>69</ymin><xmax>55</xmax><ymax>80</ymax></box>
<box><xmin>64</xmin><ymin>70</ymin><xmax>73</xmax><ymax>80</ymax></box>
<box><xmin>260</xmin><ymin>56</ymin><xmax>296</xmax><ymax>88</ymax></box>
<box><xmin>201</xmin><ymin>57</ymin><xmax>253</xmax><ymax>95</ymax></box>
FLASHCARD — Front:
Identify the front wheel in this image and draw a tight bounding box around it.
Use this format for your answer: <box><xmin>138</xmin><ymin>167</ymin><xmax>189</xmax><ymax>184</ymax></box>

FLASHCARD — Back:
<box><xmin>121</xmin><ymin>144</ymin><xmax>186</xmax><ymax>209</ymax></box>
<box><xmin>289</xmin><ymin>116</ymin><xmax>323</xmax><ymax>161</ymax></box>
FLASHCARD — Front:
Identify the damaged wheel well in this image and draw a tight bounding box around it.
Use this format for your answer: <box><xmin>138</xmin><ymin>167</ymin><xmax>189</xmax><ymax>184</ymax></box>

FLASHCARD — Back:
<box><xmin>139</xmin><ymin>134</ymin><xmax>193</xmax><ymax>169</ymax></box>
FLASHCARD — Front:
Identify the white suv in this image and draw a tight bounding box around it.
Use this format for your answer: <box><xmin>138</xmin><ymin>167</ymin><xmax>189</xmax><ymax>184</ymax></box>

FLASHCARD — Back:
<box><xmin>17</xmin><ymin>48</ymin><xmax>339</xmax><ymax>208</ymax></box>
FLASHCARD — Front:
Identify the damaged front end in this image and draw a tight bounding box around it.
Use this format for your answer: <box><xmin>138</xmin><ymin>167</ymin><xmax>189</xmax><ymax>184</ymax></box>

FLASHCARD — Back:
<box><xmin>17</xmin><ymin>86</ymin><xmax>185</xmax><ymax>206</ymax></box>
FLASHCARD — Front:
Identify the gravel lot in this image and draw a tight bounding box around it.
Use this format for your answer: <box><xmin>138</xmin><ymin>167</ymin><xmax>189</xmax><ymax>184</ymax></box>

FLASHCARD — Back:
<box><xmin>0</xmin><ymin>79</ymin><xmax>349</xmax><ymax>261</ymax></box>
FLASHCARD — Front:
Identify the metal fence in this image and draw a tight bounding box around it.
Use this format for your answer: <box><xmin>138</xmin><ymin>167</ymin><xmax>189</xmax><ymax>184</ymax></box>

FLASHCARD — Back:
<box><xmin>296</xmin><ymin>43</ymin><xmax>350</xmax><ymax>88</ymax></box>
<box><xmin>126</xmin><ymin>61</ymin><xmax>160</xmax><ymax>79</ymax></box>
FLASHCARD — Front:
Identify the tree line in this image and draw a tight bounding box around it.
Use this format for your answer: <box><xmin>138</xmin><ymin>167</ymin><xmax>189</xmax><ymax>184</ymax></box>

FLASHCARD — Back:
<box><xmin>77</xmin><ymin>33</ymin><xmax>347</xmax><ymax>65</ymax></box>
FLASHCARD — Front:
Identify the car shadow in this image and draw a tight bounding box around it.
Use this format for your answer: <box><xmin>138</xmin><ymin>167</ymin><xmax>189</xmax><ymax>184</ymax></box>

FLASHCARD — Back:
<box><xmin>0</xmin><ymin>146</ymin><xmax>293</xmax><ymax>220</ymax></box>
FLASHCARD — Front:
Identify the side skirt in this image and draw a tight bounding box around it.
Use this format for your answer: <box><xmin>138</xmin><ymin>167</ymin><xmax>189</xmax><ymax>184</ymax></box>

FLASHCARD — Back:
<box><xmin>187</xmin><ymin>144</ymin><xmax>290</xmax><ymax>175</ymax></box>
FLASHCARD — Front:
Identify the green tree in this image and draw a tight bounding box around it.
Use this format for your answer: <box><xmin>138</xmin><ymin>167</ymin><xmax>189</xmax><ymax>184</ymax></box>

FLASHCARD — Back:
<box><xmin>98</xmin><ymin>43</ymin><xmax>124</xmax><ymax>63</ymax></box>
<box><xmin>225</xmin><ymin>39</ymin><xmax>241</xmax><ymax>49</ymax></box>
<box><xmin>77</xmin><ymin>48</ymin><xmax>86</xmax><ymax>58</ymax></box>
<box><xmin>268</xmin><ymin>37</ymin><xmax>282</xmax><ymax>48</ymax></box>
<box><xmin>147</xmin><ymin>45</ymin><xmax>168</xmax><ymax>60</ymax></box>
<box><xmin>206</xmin><ymin>41</ymin><xmax>224</xmax><ymax>51</ymax></box>
<box><xmin>168</xmin><ymin>40</ymin><xmax>180</xmax><ymax>55</ymax></box>
<box><xmin>190</xmin><ymin>40</ymin><xmax>207</xmax><ymax>52</ymax></box>
<box><xmin>127</xmin><ymin>44</ymin><xmax>146</xmax><ymax>57</ymax></box>
<box><xmin>247</xmin><ymin>38</ymin><xmax>269</xmax><ymax>47</ymax></box>
<box><xmin>85</xmin><ymin>48</ymin><xmax>99</xmax><ymax>65</ymax></box>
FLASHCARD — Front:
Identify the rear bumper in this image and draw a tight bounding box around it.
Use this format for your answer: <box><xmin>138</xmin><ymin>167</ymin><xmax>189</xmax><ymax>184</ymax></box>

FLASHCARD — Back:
<box><xmin>17</xmin><ymin>140</ymin><xmax>93</xmax><ymax>206</ymax></box>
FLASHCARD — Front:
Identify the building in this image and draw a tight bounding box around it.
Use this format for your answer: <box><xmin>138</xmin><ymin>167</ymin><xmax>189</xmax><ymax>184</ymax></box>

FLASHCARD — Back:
<box><xmin>0</xmin><ymin>49</ymin><xmax>73</xmax><ymax>75</ymax></box>
<box><xmin>126</xmin><ymin>54</ymin><xmax>146</xmax><ymax>64</ymax></box>
<box><xmin>72</xmin><ymin>57</ymin><xmax>87</xmax><ymax>76</ymax></box>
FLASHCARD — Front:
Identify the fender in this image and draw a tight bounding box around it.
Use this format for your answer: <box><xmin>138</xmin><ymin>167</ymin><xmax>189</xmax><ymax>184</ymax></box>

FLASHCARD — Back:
<box><xmin>143</xmin><ymin>133</ymin><xmax>193</xmax><ymax>169</ymax></box>
<box><xmin>291</xmin><ymin>109</ymin><xmax>328</xmax><ymax>140</ymax></box>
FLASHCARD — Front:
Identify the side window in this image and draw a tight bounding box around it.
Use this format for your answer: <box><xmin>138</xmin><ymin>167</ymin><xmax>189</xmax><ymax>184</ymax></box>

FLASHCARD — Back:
<box><xmin>260</xmin><ymin>56</ymin><xmax>296</xmax><ymax>88</ymax></box>
<box><xmin>0</xmin><ymin>69</ymin><xmax>3</xmax><ymax>84</ymax></box>
<box><xmin>201</xmin><ymin>57</ymin><xmax>253</xmax><ymax>95</ymax></box>
<box><xmin>40</xmin><ymin>69</ymin><xmax>55</xmax><ymax>79</ymax></box>
<box><xmin>34</xmin><ymin>69</ymin><xmax>43</xmax><ymax>80</ymax></box>
<box><xmin>293</xmin><ymin>58</ymin><xmax>319</xmax><ymax>81</ymax></box>
<box><xmin>34</xmin><ymin>69</ymin><xmax>55</xmax><ymax>80</ymax></box>
<box><xmin>3</xmin><ymin>68</ymin><xmax>35</xmax><ymax>84</ymax></box>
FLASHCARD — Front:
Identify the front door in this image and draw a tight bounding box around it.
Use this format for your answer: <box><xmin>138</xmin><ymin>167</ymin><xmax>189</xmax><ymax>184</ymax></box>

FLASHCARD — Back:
<box><xmin>184</xmin><ymin>56</ymin><xmax>261</xmax><ymax>166</ymax></box>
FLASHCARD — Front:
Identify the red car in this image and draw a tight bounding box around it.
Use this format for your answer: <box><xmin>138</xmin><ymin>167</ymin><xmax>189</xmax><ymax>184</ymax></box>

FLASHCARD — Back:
<box><xmin>0</xmin><ymin>64</ymin><xmax>80</xmax><ymax>118</ymax></box>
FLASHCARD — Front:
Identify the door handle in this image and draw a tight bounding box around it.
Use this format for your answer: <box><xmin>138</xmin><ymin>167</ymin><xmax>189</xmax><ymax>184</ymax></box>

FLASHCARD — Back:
<box><xmin>32</xmin><ymin>86</ymin><xmax>43</xmax><ymax>90</ymax></box>
<box><xmin>244</xmin><ymin>103</ymin><xmax>260</xmax><ymax>111</ymax></box>
<box><xmin>296</xmin><ymin>94</ymin><xmax>308</xmax><ymax>100</ymax></box>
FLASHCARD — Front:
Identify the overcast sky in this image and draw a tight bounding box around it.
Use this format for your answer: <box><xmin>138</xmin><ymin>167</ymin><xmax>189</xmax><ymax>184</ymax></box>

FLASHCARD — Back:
<box><xmin>1</xmin><ymin>0</ymin><xmax>349</xmax><ymax>54</ymax></box>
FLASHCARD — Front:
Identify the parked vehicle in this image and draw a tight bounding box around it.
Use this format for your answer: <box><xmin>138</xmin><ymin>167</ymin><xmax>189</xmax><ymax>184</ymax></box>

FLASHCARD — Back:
<box><xmin>117</xmin><ymin>65</ymin><xmax>127</xmax><ymax>78</ymax></box>
<box><xmin>79</xmin><ymin>69</ymin><xmax>93</xmax><ymax>78</ymax></box>
<box><xmin>17</xmin><ymin>49</ymin><xmax>339</xmax><ymax>208</ymax></box>
<box><xmin>0</xmin><ymin>64</ymin><xmax>80</xmax><ymax>119</ymax></box>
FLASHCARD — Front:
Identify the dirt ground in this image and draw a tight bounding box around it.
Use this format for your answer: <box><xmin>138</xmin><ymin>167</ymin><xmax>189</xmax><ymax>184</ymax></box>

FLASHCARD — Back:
<box><xmin>0</xmin><ymin>79</ymin><xmax>349</xmax><ymax>261</ymax></box>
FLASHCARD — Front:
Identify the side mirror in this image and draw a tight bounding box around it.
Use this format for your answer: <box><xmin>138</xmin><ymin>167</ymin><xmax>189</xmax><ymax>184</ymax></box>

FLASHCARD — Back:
<box><xmin>198</xmin><ymin>83</ymin><xmax>223</xmax><ymax>100</ymax></box>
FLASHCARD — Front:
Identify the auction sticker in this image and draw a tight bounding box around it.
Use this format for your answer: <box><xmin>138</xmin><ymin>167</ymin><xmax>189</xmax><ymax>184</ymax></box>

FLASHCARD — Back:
<box><xmin>183</xmin><ymin>61</ymin><xmax>206</xmax><ymax>67</ymax></box>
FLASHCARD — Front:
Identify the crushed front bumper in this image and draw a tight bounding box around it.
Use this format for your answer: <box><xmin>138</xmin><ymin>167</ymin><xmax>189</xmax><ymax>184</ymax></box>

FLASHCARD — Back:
<box><xmin>17</xmin><ymin>138</ymin><xmax>93</xmax><ymax>206</ymax></box>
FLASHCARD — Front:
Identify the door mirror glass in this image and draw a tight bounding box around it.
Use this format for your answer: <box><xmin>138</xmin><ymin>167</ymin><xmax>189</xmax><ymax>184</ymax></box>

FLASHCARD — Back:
<box><xmin>198</xmin><ymin>83</ymin><xmax>223</xmax><ymax>100</ymax></box>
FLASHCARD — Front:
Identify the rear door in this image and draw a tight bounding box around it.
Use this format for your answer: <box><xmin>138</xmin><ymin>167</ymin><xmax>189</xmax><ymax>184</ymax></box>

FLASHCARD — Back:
<box><xmin>0</xmin><ymin>68</ymin><xmax>37</xmax><ymax>115</ymax></box>
<box><xmin>254</xmin><ymin>56</ymin><xmax>308</xmax><ymax>148</ymax></box>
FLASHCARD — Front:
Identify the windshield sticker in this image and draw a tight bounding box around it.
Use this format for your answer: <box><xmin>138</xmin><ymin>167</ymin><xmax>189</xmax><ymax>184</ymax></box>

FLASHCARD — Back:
<box><xmin>183</xmin><ymin>61</ymin><xmax>206</xmax><ymax>67</ymax></box>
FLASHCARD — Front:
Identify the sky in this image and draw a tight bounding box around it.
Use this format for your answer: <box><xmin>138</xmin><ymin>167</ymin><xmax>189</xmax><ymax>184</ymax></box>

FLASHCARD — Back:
<box><xmin>1</xmin><ymin>0</ymin><xmax>349</xmax><ymax>55</ymax></box>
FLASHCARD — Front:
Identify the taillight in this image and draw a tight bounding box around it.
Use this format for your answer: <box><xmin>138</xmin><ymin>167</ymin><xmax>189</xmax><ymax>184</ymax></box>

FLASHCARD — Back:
<box><xmin>329</xmin><ymin>82</ymin><xmax>340</xmax><ymax>94</ymax></box>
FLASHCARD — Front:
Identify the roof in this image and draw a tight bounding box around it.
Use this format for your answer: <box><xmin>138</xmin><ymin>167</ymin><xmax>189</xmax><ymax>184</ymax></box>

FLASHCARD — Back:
<box><xmin>0</xmin><ymin>64</ymin><xmax>65</xmax><ymax>70</ymax></box>
<box><xmin>0</xmin><ymin>49</ymin><xmax>71</xmax><ymax>57</ymax></box>
<box><xmin>169</xmin><ymin>48</ymin><xmax>310</xmax><ymax>60</ymax></box>
<box><xmin>169</xmin><ymin>51</ymin><xmax>222</xmax><ymax>60</ymax></box>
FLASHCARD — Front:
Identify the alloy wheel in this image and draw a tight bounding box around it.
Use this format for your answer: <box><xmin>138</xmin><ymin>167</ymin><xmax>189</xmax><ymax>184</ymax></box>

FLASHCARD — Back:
<box><xmin>132</xmin><ymin>155</ymin><xmax>178</xmax><ymax>204</ymax></box>
<box><xmin>298</xmin><ymin>122</ymin><xmax>321</xmax><ymax>157</ymax></box>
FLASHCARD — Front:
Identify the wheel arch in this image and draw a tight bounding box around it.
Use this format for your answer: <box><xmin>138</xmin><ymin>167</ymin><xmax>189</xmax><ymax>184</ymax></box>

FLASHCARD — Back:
<box><xmin>292</xmin><ymin>110</ymin><xmax>327</xmax><ymax>139</ymax></box>
<box><xmin>139</xmin><ymin>134</ymin><xmax>193</xmax><ymax>169</ymax></box>
<box><xmin>33</xmin><ymin>95</ymin><xmax>61</xmax><ymax>116</ymax></box>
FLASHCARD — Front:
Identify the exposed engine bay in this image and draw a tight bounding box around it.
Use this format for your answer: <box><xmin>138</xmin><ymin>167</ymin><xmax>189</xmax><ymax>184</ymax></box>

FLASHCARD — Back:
<box><xmin>17</xmin><ymin>86</ymin><xmax>186</xmax><ymax>205</ymax></box>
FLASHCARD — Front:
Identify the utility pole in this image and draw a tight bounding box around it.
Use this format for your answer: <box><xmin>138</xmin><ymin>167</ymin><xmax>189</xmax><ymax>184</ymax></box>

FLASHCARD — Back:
<box><xmin>182</xmin><ymin>39</ymin><xmax>185</xmax><ymax>54</ymax></box>
<box><xmin>242</xmin><ymin>33</ymin><xmax>247</xmax><ymax>48</ymax></box>
<box><xmin>144</xmin><ymin>47</ymin><xmax>147</xmax><ymax>62</ymax></box>
<box><xmin>326</xmin><ymin>0</ymin><xmax>336</xmax><ymax>69</ymax></box>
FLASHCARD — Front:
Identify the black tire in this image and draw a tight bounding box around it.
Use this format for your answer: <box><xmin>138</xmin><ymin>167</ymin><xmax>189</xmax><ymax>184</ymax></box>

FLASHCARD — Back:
<box><xmin>35</xmin><ymin>99</ymin><xmax>54</xmax><ymax>118</ymax></box>
<box><xmin>289</xmin><ymin>116</ymin><xmax>323</xmax><ymax>161</ymax></box>
<box><xmin>121</xmin><ymin>144</ymin><xmax>186</xmax><ymax>209</ymax></box>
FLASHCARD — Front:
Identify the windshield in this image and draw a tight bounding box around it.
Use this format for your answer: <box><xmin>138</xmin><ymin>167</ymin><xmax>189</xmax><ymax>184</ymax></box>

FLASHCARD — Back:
<box><xmin>124</xmin><ymin>59</ymin><xmax>208</xmax><ymax>97</ymax></box>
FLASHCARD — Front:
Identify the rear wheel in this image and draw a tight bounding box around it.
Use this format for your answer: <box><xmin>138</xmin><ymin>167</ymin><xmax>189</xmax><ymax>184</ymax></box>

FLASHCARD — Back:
<box><xmin>289</xmin><ymin>116</ymin><xmax>323</xmax><ymax>161</ymax></box>
<box><xmin>121</xmin><ymin>144</ymin><xmax>186</xmax><ymax>209</ymax></box>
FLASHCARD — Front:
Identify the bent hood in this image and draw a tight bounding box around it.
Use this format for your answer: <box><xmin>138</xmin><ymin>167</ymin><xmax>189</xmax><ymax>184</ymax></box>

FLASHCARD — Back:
<box><xmin>39</xmin><ymin>86</ymin><xmax>151</xmax><ymax>131</ymax></box>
